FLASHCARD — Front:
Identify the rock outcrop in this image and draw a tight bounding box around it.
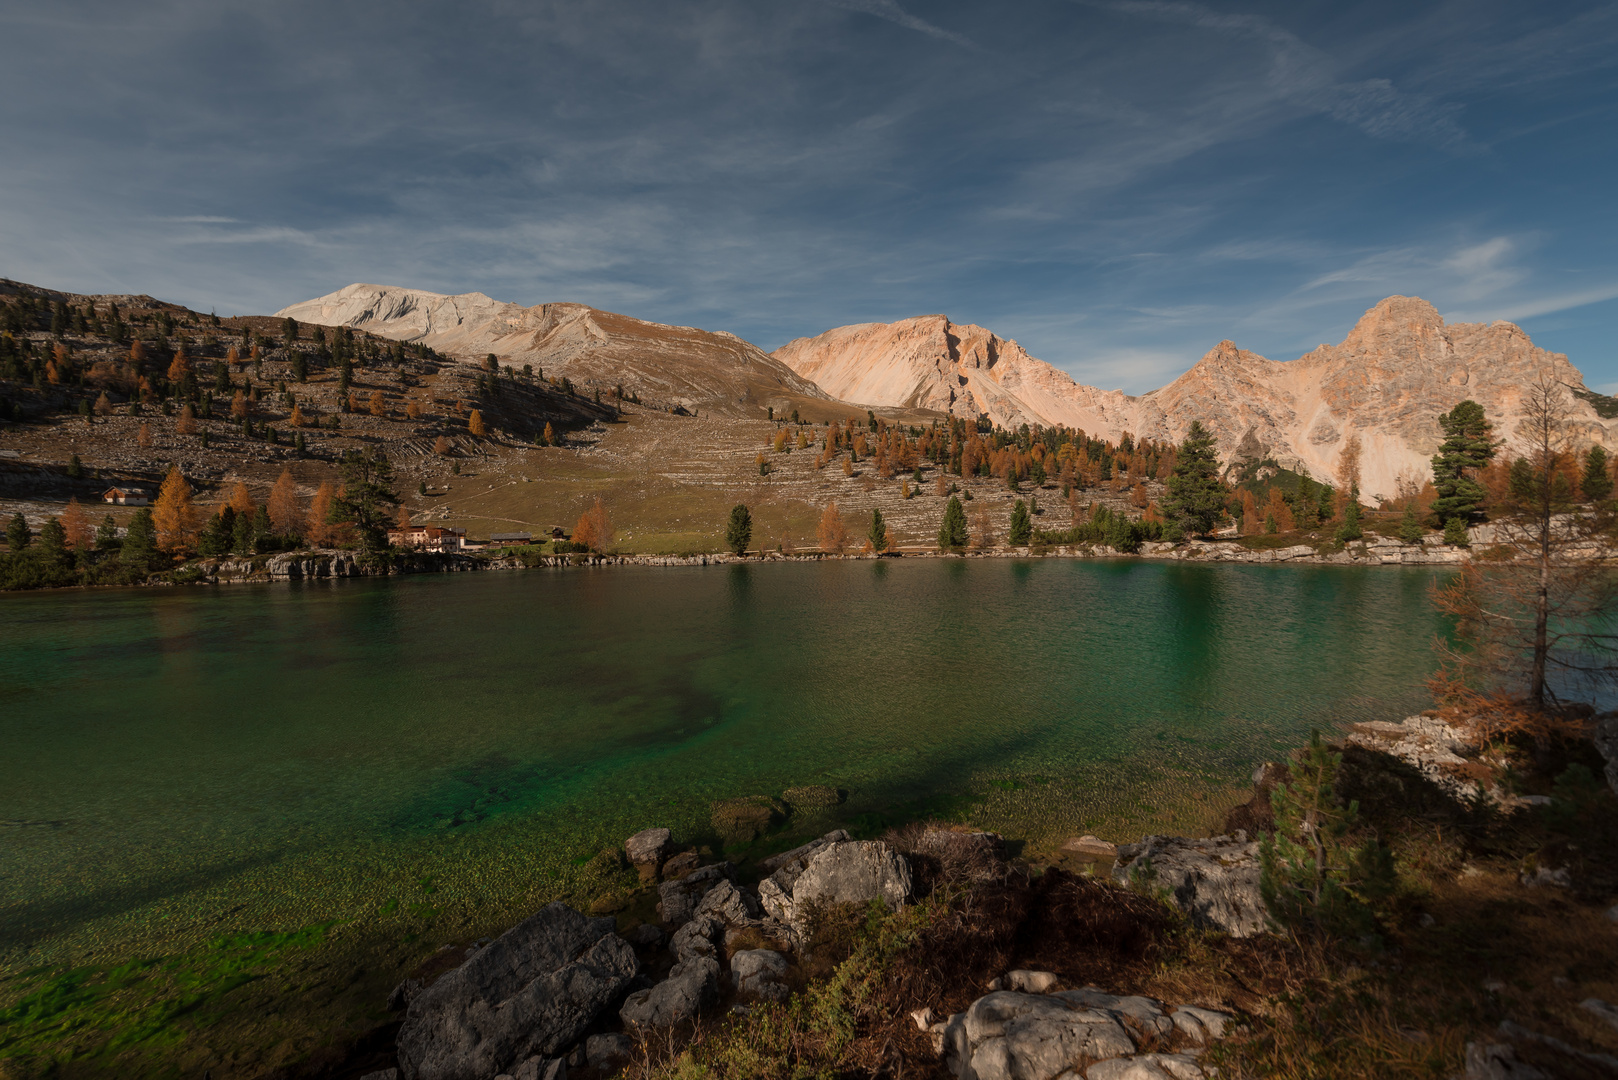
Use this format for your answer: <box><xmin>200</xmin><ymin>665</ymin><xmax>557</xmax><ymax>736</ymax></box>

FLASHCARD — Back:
<box><xmin>772</xmin><ymin>298</ymin><xmax>1615</xmax><ymax>502</ymax></box>
<box><xmin>277</xmin><ymin>284</ymin><xmax>834</xmax><ymax>419</ymax></box>
<box><xmin>395</xmin><ymin>902</ymin><xmax>638</xmax><ymax>1080</ymax></box>
<box><xmin>1111</xmin><ymin>835</ymin><xmax>1266</xmax><ymax>937</ymax></box>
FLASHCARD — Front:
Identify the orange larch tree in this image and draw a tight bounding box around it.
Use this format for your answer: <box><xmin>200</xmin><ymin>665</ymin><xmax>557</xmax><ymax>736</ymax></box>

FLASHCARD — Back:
<box><xmin>817</xmin><ymin>500</ymin><xmax>849</xmax><ymax>553</ymax></box>
<box><xmin>138</xmin><ymin>422</ymin><xmax>153</xmax><ymax>449</ymax></box>
<box><xmin>572</xmin><ymin>497</ymin><xmax>613</xmax><ymax>553</ymax></box>
<box><xmin>227</xmin><ymin>482</ymin><xmax>255</xmax><ymax>517</ymax></box>
<box><xmin>176</xmin><ymin>403</ymin><xmax>199</xmax><ymax>436</ymax></box>
<box><xmin>468</xmin><ymin>409</ymin><xmax>487</xmax><ymax>437</ymax></box>
<box><xmin>60</xmin><ymin>498</ymin><xmax>93</xmax><ymax>551</ymax></box>
<box><xmin>153</xmin><ymin>466</ymin><xmax>200</xmax><ymax>555</ymax></box>
<box><xmin>370</xmin><ymin>390</ymin><xmax>386</xmax><ymax>417</ymax></box>
<box><xmin>306</xmin><ymin>482</ymin><xmax>337</xmax><ymax>547</ymax></box>
<box><xmin>267</xmin><ymin>470</ymin><xmax>301</xmax><ymax>537</ymax></box>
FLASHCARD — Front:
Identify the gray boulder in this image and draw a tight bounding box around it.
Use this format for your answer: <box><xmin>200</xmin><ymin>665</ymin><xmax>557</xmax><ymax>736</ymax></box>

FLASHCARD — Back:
<box><xmin>731</xmin><ymin>949</ymin><xmax>790</xmax><ymax>1002</ymax></box>
<box><xmin>670</xmin><ymin>915</ymin><xmax>722</xmax><ymax>963</ymax></box>
<box><xmin>503</xmin><ymin>1059</ymin><xmax>566</xmax><ymax>1080</ymax></box>
<box><xmin>757</xmin><ymin>830</ymin><xmax>853</xmax><ymax>924</ymax></box>
<box><xmin>694</xmin><ymin>879</ymin><xmax>760</xmax><ymax>926</ymax></box>
<box><xmin>625</xmin><ymin>827</ymin><xmax>673</xmax><ymax>870</ymax></box>
<box><xmin>1111</xmin><ymin>835</ymin><xmax>1266</xmax><ymax>937</ymax></box>
<box><xmin>1085</xmin><ymin>1054</ymin><xmax>1206</xmax><ymax>1079</ymax></box>
<box><xmin>941</xmin><ymin>991</ymin><xmax>1135</xmax><ymax>1080</ymax></box>
<box><xmin>774</xmin><ymin>840</ymin><xmax>912</xmax><ymax>931</ymax></box>
<box><xmin>620</xmin><ymin>956</ymin><xmax>721</xmax><ymax>1030</ymax></box>
<box><xmin>397</xmin><ymin>903</ymin><xmax>636</xmax><ymax>1080</ymax></box>
<box><xmin>657</xmin><ymin>862</ymin><xmax>735</xmax><ymax>926</ymax></box>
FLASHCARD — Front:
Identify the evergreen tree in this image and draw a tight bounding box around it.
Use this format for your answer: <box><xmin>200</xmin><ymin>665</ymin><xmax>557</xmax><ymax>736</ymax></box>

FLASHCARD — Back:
<box><xmin>1008</xmin><ymin>499</ymin><xmax>1032</xmax><ymax>546</ymax></box>
<box><xmin>1163</xmin><ymin>421</ymin><xmax>1225</xmax><ymax>537</ymax></box>
<box><xmin>122</xmin><ymin>508</ymin><xmax>158</xmax><ymax>570</ymax></box>
<box><xmin>868</xmin><ymin>508</ymin><xmax>887</xmax><ymax>552</ymax></box>
<box><xmin>333</xmin><ymin>448</ymin><xmax>400</xmax><ymax>554</ymax></box>
<box><xmin>1443</xmin><ymin>515</ymin><xmax>1470</xmax><ymax>546</ymax></box>
<box><xmin>200</xmin><ymin>507</ymin><xmax>235</xmax><ymax>557</ymax></box>
<box><xmin>1399</xmin><ymin>502</ymin><xmax>1423</xmax><ymax>544</ymax></box>
<box><xmin>1581</xmin><ymin>444</ymin><xmax>1612</xmax><ymax>504</ymax></box>
<box><xmin>7</xmin><ymin>511</ymin><xmax>30</xmax><ymax>551</ymax></box>
<box><xmin>37</xmin><ymin>518</ymin><xmax>67</xmax><ymax>563</ymax></box>
<box><xmin>96</xmin><ymin>514</ymin><xmax>120</xmax><ymax>550</ymax></box>
<box><xmin>937</xmin><ymin>495</ymin><xmax>968</xmax><ymax>550</ymax></box>
<box><xmin>725</xmin><ymin>503</ymin><xmax>753</xmax><ymax>556</ymax></box>
<box><xmin>1430</xmin><ymin>399</ymin><xmax>1497</xmax><ymax>524</ymax></box>
<box><xmin>1260</xmin><ymin>731</ymin><xmax>1396</xmax><ymax>938</ymax></box>
<box><xmin>1335</xmin><ymin>490</ymin><xmax>1363</xmax><ymax>541</ymax></box>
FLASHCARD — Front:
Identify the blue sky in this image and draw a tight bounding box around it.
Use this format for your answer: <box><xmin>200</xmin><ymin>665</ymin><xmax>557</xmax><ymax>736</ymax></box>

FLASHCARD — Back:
<box><xmin>2</xmin><ymin>1</ymin><xmax>1615</xmax><ymax>392</ymax></box>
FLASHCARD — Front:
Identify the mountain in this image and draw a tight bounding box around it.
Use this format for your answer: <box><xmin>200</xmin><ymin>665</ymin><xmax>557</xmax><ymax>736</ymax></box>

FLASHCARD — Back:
<box><xmin>276</xmin><ymin>284</ymin><xmax>834</xmax><ymax>419</ymax></box>
<box><xmin>772</xmin><ymin>297</ymin><xmax>1615</xmax><ymax>502</ymax></box>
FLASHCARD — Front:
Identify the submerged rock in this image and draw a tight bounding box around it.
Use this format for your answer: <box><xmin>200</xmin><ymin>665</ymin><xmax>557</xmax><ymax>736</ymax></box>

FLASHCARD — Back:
<box><xmin>396</xmin><ymin>902</ymin><xmax>637</xmax><ymax>1080</ymax></box>
<box><xmin>625</xmin><ymin>827</ymin><xmax>673</xmax><ymax>871</ymax></box>
<box><xmin>1111</xmin><ymin>835</ymin><xmax>1266</xmax><ymax>937</ymax></box>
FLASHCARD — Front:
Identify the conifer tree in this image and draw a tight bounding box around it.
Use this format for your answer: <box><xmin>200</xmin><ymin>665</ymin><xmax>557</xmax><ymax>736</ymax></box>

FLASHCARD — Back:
<box><xmin>572</xmin><ymin>497</ymin><xmax>613</xmax><ymax>554</ymax></box>
<box><xmin>868</xmin><ymin>508</ymin><xmax>887</xmax><ymax>552</ymax></box>
<box><xmin>937</xmin><ymin>495</ymin><xmax>967</xmax><ymax>551</ymax></box>
<box><xmin>176</xmin><ymin>403</ymin><xmax>199</xmax><ymax>436</ymax></box>
<box><xmin>6</xmin><ymin>511</ymin><xmax>30</xmax><ymax>551</ymax></box>
<box><xmin>725</xmin><ymin>504</ymin><xmax>753</xmax><ymax>556</ymax></box>
<box><xmin>307</xmin><ymin>482</ymin><xmax>338</xmax><ymax>547</ymax></box>
<box><xmin>1581</xmin><ymin>444</ymin><xmax>1612</xmax><ymax>504</ymax></box>
<box><xmin>138</xmin><ymin>422</ymin><xmax>153</xmax><ymax>449</ymax></box>
<box><xmin>38</xmin><ymin>518</ymin><xmax>68</xmax><ymax>563</ymax></box>
<box><xmin>333</xmin><ymin>448</ymin><xmax>399</xmax><ymax>554</ymax></box>
<box><xmin>96</xmin><ymin>514</ymin><xmax>119</xmax><ymax>550</ymax></box>
<box><xmin>370</xmin><ymin>390</ymin><xmax>386</xmax><ymax>417</ymax></box>
<box><xmin>1335</xmin><ymin>490</ymin><xmax>1363</xmax><ymax>542</ymax></box>
<box><xmin>1163</xmin><ymin>421</ymin><xmax>1225</xmax><ymax>537</ymax></box>
<box><xmin>1399</xmin><ymin>502</ymin><xmax>1423</xmax><ymax>544</ymax></box>
<box><xmin>267</xmin><ymin>470</ymin><xmax>300</xmax><ymax>537</ymax></box>
<box><xmin>60</xmin><ymin>498</ymin><xmax>93</xmax><ymax>551</ymax></box>
<box><xmin>153</xmin><ymin>465</ymin><xmax>200</xmax><ymax>554</ymax></box>
<box><xmin>1430</xmin><ymin>400</ymin><xmax>1497</xmax><ymax>525</ymax></box>
<box><xmin>817</xmin><ymin>500</ymin><xmax>849</xmax><ymax>554</ymax></box>
<box><xmin>1008</xmin><ymin>499</ymin><xmax>1032</xmax><ymax>546</ymax></box>
<box><xmin>469</xmin><ymin>409</ymin><xmax>487</xmax><ymax>437</ymax></box>
<box><xmin>122</xmin><ymin>508</ymin><xmax>158</xmax><ymax>570</ymax></box>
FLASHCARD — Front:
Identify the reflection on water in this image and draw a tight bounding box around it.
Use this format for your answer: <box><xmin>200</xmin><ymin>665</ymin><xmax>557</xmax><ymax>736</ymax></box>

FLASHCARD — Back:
<box><xmin>0</xmin><ymin>559</ymin><xmax>1450</xmax><ymax>961</ymax></box>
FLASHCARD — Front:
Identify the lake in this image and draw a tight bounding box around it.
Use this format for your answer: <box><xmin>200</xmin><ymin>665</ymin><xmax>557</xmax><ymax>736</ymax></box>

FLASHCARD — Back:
<box><xmin>0</xmin><ymin>559</ymin><xmax>1449</xmax><ymax>970</ymax></box>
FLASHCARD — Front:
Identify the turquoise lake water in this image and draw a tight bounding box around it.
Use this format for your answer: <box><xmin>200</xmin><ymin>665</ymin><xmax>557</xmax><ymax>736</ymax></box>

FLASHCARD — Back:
<box><xmin>0</xmin><ymin>559</ymin><xmax>1450</xmax><ymax>965</ymax></box>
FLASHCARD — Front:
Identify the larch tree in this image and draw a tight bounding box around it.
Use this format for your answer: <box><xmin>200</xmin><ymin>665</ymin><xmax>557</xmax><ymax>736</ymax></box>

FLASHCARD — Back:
<box><xmin>227</xmin><ymin>482</ymin><xmax>255</xmax><ymax>517</ymax></box>
<box><xmin>1431</xmin><ymin>377</ymin><xmax>1618</xmax><ymax>735</ymax></box>
<box><xmin>306</xmin><ymin>482</ymin><xmax>341</xmax><ymax>547</ymax></box>
<box><xmin>370</xmin><ymin>390</ymin><xmax>386</xmax><ymax>417</ymax></box>
<box><xmin>816</xmin><ymin>500</ymin><xmax>849</xmax><ymax>554</ymax></box>
<box><xmin>166</xmin><ymin>347</ymin><xmax>191</xmax><ymax>384</ymax></box>
<box><xmin>969</xmin><ymin>503</ymin><xmax>996</xmax><ymax>550</ymax></box>
<box><xmin>138</xmin><ymin>422</ymin><xmax>153</xmax><ymax>449</ymax></box>
<box><xmin>406</xmin><ymin>399</ymin><xmax>423</xmax><ymax>421</ymax></box>
<box><xmin>573</xmin><ymin>497</ymin><xmax>613</xmax><ymax>554</ymax></box>
<box><xmin>230</xmin><ymin>389</ymin><xmax>248</xmax><ymax>419</ymax></box>
<box><xmin>542</xmin><ymin>422</ymin><xmax>556</xmax><ymax>446</ymax></box>
<box><xmin>267</xmin><ymin>470</ymin><xmax>301</xmax><ymax>537</ymax></box>
<box><xmin>176</xmin><ymin>403</ymin><xmax>199</xmax><ymax>436</ymax></box>
<box><xmin>152</xmin><ymin>465</ymin><xmax>200</xmax><ymax>555</ymax></box>
<box><xmin>60</xmin><ymin>498</ymin><xmax>93</xmax><ymax>551</ymax></box>
<box><xmin>468</xmin><ymin>409</ymin><xmax>487</xmax><ymax>437</ymax></box>
<box><xmin>434</xmin><ymin>435</ymin><xmax>451</xmax><ymax>456</ymax></box>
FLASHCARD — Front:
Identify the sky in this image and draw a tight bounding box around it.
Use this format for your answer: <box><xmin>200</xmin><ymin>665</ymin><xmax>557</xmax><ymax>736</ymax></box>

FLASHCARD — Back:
<box><xmin>2</xmin><ymin>0</ymin><xmax>1616</xmax><ymax>393</ymax></box>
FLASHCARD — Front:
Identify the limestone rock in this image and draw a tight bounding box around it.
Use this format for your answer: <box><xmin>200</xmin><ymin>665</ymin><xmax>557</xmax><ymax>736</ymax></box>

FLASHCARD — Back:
<box><xmin>941</xmin><ymin>991</ymin><xmax>1136</xmax><ymax>1080</ymax></box>
<box><xmin>694</xmin><ymin>879</ymin><xmax>760</xmax><ymax>926</ymax></box>
<box><xmin>278</xmin><ymin>285</ymin><xmax>833</xmax><ymax>419</ymax></box>
<box><xmin>657</xmin><ymin>862</ymin><xmax>734</xmax><ymax>926</ymax></box>
<box><xmin>625</xmin><ymin>828</ymin><xmax>672</xmax><ymax>869</ymax></box>
<box><xmin>1003</xmin><ymin>970</ymin><xmax>1059</xmax><ymax>994</ymax></box>
<box><xmin>757</xmin><ymin>830</ymin><xmax>851</xmax><ymax>923</ymax></box>
<box><xmin>619</xmin><ymin>956</ymin><xmax>721</xmax><ymax>1030</ymax></box>
<box><xmin>670</xmin><ymin>916</ymin><xmax>722</xmax><ymax>963</ymax></box>
<box><xmin>1084</xmin><ymin>1054</ymin><xmax>1206</xmax><ymax>1079</ymax></box>
<box><xmin>1059</xmin><ymin>836</ymin><xmax>1118</xmax><ymax>860</ymax></box>
<box><xmin>771</xmin><ymin>297</ymin><xmax>1616</xmax><ymax>502</ymax></box>
<box><xmin>1112</xmin><ymin>836</ymin><xmax>1266</xmax><ymax>937</ymax></box>
<box><xmin>788</xmin><ymin>841</ymin><xmax>913</xmax><ymax>926</ymax></box>
<box><xmin>731</xmin><ymin>949</ymin><xmax>791</xmax><ymax>1002</ymax></box>
<box><xmin>396</xmin><ymin>902</ymin><xmax>638</xmax><ymax>1080</ymax></box>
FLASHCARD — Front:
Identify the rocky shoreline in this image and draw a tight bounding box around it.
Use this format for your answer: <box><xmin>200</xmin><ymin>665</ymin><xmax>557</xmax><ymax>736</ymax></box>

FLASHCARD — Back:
<box><xmin>340</xmin><ymin>712</ymin><xmax>1618</xmax><ymax>1080</ymax></box>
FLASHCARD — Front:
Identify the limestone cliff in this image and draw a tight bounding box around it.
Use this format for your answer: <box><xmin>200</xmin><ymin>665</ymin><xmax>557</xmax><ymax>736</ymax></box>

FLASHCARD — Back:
<box><xmin>774</xmin><ymin>298</ymin><xmax>1615</xmax><ymax>501</ymax></box>
<box><xmin>277</xmin><ymin>284</ymin><xmax>832</xmax><ymax>419</ymax></box>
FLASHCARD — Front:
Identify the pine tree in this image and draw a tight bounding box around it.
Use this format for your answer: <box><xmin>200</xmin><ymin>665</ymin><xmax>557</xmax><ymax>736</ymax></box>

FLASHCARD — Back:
<box><xmin>333</xmin><ymin>449</ymin><xmax>400</xmax><ymax>554</ymax></box>
<box><xmin>1431</xmin><ymin>400</ymin><xmax>1497</xmax><ymax>525</ymax></box>
<box><xmin>7</xmin><ymin>511</ymin><xmax>31</xmax><ymax>551</ymax></box>
<box><xmin>725</xmin><ymin>504</ymin><xmax>753</xmax><ymax>556</ymax></box>
<box><xmin>38</xmin><ymin>518</ymin><xmax>68</xmax><ymax>563</ymax></box>
<box><xmin>96</xmin><ymin>514</ymin><xmax>119</xmax><ymax>550</ymax></box>
<box><xmin>122</xmin><ymin>508</ymin><xmax>158</xmax><ymax>570</ymax></box>
<box><xmin>1335</xmin><ymin>490</ymin><xmax>1363</xmax><ymax>542</ymax></box>
<box><xmin>1163</xmin><ymin>421</ymin><xmax>1225</xmax><ymax>537</ymax></box>
<box><xmin>1008</xmin><ymin>499</ymin><xmax>1032</xmax><ymax>546</ymax></box>
<box><xmin>1581</xmin><ymin>444</ymin><xmax>1612</xmax><ymax>504</ymax></box>
<box><xmin>937</xmin><ymin>495</ymin><xmax>967</xmax><ymax>551</ymax></box>
<box><xmin>1399</xmin><ymin>502</ymin><xmax>1423</xmax><ymax>544</ymax></box>
<box><xmin>1260</xmin><ymin>731</ymin><xmax>1396</xmax><ymax>938</ymax></box>
<box><xmin>868</xmin><ymin>508</ymin><xmax>887</xmax><ymax>552</ymax></box>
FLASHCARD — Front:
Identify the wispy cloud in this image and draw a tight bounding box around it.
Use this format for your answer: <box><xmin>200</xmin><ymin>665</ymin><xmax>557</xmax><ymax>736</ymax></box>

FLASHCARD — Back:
<box><xmin>1450</xmin><ymin>284</ymin><xmax>1618</xmax><ymax>325</ymax></box>
<box><xmin>822</xmin><ymin>0</ymin><xmax>979</xmax><ymax>50</ymax></box>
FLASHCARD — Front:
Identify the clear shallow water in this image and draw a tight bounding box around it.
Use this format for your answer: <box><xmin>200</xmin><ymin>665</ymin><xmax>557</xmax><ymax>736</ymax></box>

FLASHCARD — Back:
<box><xmin>0</xmin><ymin>559</ymin><xmax>1450</xmax><ymax>964</ymax></box>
